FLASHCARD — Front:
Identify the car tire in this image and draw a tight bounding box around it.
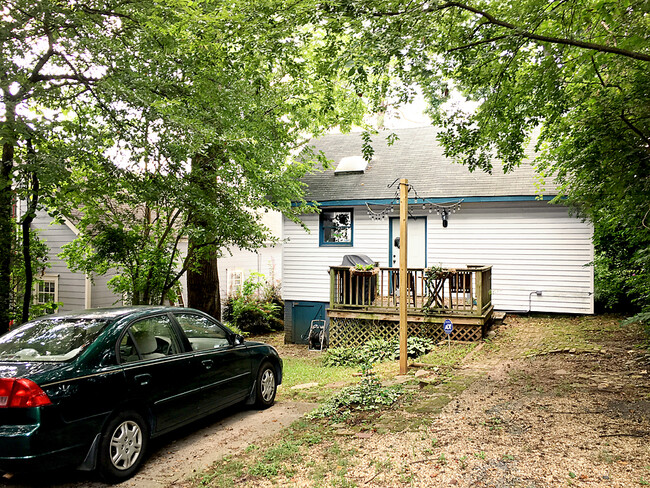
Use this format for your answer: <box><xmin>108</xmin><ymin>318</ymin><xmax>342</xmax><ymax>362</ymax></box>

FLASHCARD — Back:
<box><xmin>97</xmin><ymin>410</ymin><xmax>149</xmax><ymax>483</ymax></box>
<box><xmin>254</xmin><ymin>362</ymin><xmax>277</xmax><ymax>409</ymax></box>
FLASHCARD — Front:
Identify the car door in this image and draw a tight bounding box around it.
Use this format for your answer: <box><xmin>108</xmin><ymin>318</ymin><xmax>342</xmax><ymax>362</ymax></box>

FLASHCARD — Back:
<box><xmin>172</xmin><ymin>312</ymin><xmax>252</xmax><ymax>414</ymax></box>
<box><xmin>119</xmin><ymin>314</ymin><xmax>198</xmax><ymax>434</ymax></box>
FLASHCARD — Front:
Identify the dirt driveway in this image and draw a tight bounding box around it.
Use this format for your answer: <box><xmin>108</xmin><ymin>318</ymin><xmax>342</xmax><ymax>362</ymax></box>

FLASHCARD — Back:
<box><xmin>319</xmin><ymin>315</ymin><xmax>650</xmax><ymax>487</ymax></box>
<box><xmin>0</xmin><ymin>401</ymin><xmax>315</xmax><ymax>488</ymax></box>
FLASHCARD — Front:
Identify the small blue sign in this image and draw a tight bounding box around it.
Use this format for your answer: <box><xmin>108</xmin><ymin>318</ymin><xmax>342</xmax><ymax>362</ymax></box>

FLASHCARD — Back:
<box><xmin>443</xmin><ymin>319</ymin><xmax>453</xmax><ymax>334</ymax></box>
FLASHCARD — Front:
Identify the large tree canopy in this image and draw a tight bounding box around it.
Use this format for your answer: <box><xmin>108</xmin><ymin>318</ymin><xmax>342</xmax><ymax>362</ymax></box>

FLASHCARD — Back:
<box><xmin>321</xmin><ymin>0</ymin><xmax>649</xmax><ymax>318</ymax></box>
<box><xmin>1</xmin><ymin>0</ymin><xmax>369</xmax><ymax>329</ymax></box>
<box><xmin>3</xmin><ymin>0</ymin><xmax>647</xmax><ymax>328</ymax></box>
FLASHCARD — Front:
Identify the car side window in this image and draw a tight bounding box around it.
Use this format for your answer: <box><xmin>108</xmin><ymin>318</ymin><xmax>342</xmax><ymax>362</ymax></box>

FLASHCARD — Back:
<box><xmin>174</xmin><ymin>313</ymin><xmax>230</xmax><ymax>351</ymax></box>
<box><xmin>119</xmin><ymin>315</ymin><xmax>180</xmax><ymax>363</ymax></box>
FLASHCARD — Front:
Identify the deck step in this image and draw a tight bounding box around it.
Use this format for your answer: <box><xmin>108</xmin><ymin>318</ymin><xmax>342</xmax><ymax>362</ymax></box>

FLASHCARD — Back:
<box><xmin>492</xmin><ymin>311</ymin><xmax>507</xmax><ymax>324</ymax></box>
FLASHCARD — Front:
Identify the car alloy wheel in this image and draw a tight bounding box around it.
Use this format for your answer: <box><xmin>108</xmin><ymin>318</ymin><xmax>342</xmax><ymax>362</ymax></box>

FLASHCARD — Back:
<box><xmin>110</xmin><ymin>420</ymin><xmax>143</xmax><ymax>470</ymax></box>
<box><xmin>255</xmin><ymin>363</ymin><xmax>277</xmax><ymax>408</ymax></box>
<box><xmin>260</xmin><ymin>368</ymin><xmax>275</xmax><ymax>403</ymax></box>
<box><xmin>98</xmin><ymin>410</ymin><xmax>149</xmax><ymax>482</ymax></box>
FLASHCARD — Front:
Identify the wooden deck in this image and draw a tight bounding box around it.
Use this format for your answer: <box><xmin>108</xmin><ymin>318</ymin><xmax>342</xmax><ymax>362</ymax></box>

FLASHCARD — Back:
<box><xmin>327</xmin><ymin>266</ymin><xmax>493</xmax><ymax>346</ymax></box>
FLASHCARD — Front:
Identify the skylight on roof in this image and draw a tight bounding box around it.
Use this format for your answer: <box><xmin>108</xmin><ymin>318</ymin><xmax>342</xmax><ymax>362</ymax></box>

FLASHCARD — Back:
<box><xmin>335</xmin><ymin>156</ymin><xmax>367</xmax><ymax>174</ymax></box>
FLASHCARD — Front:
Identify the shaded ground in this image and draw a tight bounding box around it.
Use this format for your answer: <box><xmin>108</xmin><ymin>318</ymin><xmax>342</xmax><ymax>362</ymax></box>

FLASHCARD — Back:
<box><xmin>191</xmin><ymin>315</ymin><xmax>650</xmax><ymax>487</ymax></box>
<box><xmin>0</xmin><ymin>401</ymin><xmax>315</xmax><ymax>488</ymax></box>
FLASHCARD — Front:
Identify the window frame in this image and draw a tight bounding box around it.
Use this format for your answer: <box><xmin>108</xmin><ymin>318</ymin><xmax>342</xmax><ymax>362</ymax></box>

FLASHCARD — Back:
<box><xmin>228</xmin><ymin>270</ymin><xmax>243</xmax><ymax>295</ymax></box>
<box><xmin>319</xmin><ymin>208</ymin><xmax>354</xmax><ymax>247</ymax></box>
<box><xmin>34</xmin><ymin>274</ymin><xmax>59</xmax><ymax>305</ymax></box>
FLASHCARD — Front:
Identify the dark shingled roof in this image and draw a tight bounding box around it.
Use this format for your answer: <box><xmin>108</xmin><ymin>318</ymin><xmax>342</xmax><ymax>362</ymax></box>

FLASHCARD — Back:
<box><xmin>301</xmin><ymin>126</ymin><xmax>554</xmax><ymax>202</ymax></box>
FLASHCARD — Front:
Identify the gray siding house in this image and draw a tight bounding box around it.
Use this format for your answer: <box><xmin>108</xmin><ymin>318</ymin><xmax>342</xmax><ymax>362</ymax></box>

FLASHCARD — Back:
<box><xmin>29</xmin><ymin>209</ymin><xmax>281</xmax><ymax>314</ymax></box>
<box><xmin>31</xmin><ymin>211</ymin><xmax>122</xmax><ymax>312</ymax></box>
<box><xmin>282</xmin><ymin>126</ymin><xmax>594</xmax><ymax>343</ymax></box>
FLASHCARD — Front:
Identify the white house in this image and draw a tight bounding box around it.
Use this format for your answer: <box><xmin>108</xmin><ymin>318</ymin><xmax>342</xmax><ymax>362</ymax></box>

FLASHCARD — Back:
<box><xmin>282</xmin><ymin>126</ymin><xmax>594</xmax><ymax>343</ymax></box>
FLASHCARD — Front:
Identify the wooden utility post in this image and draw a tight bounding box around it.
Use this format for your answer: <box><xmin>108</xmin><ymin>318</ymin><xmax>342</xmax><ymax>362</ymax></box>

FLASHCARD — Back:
<box><xmin>399</xmin><ymin>179</ymin><xmax>408</xmax><ymax>374</ymax></box>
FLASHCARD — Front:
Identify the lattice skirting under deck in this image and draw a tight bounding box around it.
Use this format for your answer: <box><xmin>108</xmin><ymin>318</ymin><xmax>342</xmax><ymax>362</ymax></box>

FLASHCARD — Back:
<box><xmin>329</xmin><ymin>317</ymin><xmax>483</xmax><ymax>347</ymax></box>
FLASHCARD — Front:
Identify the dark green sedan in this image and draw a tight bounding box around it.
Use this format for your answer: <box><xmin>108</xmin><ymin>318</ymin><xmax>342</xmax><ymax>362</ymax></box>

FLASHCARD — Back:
<box><xmin>0</xmin><ymin>306</ymin><xmax>282</xmax><ymax>482</ymax></box>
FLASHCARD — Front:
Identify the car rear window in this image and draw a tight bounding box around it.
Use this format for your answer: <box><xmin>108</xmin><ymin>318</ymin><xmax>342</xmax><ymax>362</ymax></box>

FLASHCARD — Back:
<box><xmin>0</xmin><ymin>318</ymin><xmax>109</xmax><ymax>362</ymax></box>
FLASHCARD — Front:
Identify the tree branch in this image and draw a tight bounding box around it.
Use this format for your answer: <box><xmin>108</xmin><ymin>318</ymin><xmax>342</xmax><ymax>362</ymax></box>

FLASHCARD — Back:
<box><xmin>370</xmin><ymin>1</ymin><xmax>650</xmax><ymax>62</ymax></box>
<box><xmin>428</xmin><ymin>2</ymin><xmax>650</xmax><ymax>62</ymax></box>
<box><xmin>446</xmin><ymin>35</ymin><xmax>510</xmax><ymax>52</ymax></box>
<box><xmin>620</xmin><ymin>111</ymin><xmax>650</xmax><ymax>148</ymax></box>
<box><xmin>591</xmin><ymin>57</ymin><xmax>650</xmax><ymax>147</ymax></box>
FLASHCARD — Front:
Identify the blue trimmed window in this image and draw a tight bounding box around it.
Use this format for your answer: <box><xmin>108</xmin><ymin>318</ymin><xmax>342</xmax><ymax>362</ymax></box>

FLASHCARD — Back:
<box><xmin>320</xmin><ymin>209</ymin><xmax>353</xmax><ymax>246</ymax></box>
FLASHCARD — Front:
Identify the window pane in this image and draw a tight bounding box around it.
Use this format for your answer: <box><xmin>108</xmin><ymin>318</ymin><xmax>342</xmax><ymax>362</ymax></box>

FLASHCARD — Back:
<box><xmin>229</xmin><ymin>271</ymin><xmax>243</xmax><ymax>294</ymax></box>
<box><xmin>121</xmin><ymin>315</ymin><xmax>180</xmax><ymax>362</ymax></box>
<box><xmin>174</xmin><ymin>313</ymin><xmax>229</xmax><ymax>351</ymax></box>
<box><xmin>0</xmin><ymin>318</ymin><xmax>108</xmax><ymax>362</ymax></box>
<box><xmin>36</xmin><ymin>280</ymin><xmax>56</xmax><ymax>304</ymax></box>
<box><xmin>321</xmin><ymin>211</ymin><xmax>352</xmax><ymax>244</ymax></box>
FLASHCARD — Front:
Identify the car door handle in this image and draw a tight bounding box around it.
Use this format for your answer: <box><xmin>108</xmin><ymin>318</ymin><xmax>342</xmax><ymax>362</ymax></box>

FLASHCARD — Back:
<box><xmin>134</xmin><ymin>374</ymin><xmax>151</xmax><ymax>386</ymax></box>
<box><xmin>201</xmin><ymin>359</ymin><xmax>214</xmax><ymax>370</ymax></box>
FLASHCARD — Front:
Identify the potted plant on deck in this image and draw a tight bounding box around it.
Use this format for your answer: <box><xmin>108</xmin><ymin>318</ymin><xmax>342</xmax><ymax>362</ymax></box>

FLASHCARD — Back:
<box><xmin>350</xmin><ymin>263</ymin><xmax>379</xmax><ymax>277</ymax></box>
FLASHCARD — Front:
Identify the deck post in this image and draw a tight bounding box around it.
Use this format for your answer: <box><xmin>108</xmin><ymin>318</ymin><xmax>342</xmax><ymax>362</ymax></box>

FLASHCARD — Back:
<box><xmin>476</xmin><ymin>268</ymin><xmax>483</xmax><ymax>313</ymax></box>
<box><xmin>329</xmin><ymin>268</ymin><xmax>336</xmax><ymax>309</ymax></box>
<box><xmin>399</xmin><ymin>179</ymin><xmax>408</xmax><ymax>375</ymax></box>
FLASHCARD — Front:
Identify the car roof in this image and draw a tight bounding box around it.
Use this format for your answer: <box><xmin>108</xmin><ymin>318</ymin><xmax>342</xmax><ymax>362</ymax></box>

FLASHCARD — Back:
<box><xmin>39</xmin><ymin>306</ymin><xmax>194</xmax><ymax>322</ymax></box>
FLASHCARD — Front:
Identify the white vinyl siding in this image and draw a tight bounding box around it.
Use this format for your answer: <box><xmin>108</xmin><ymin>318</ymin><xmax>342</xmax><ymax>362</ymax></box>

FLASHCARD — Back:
<box><xmin>90</xmin><ymin>271</ymin><xmax>123</xmax><ymax>308</ymax></box>
<box><xmin>220</xmin><ymin>244</ymin><xmax>282</xmax><ymax>299</ymax></box>
<box><xmin>283</xmin><ymin>202</ymin><xmax>594</xmax><ymax>314</ymax></box>
<box><xmin>427</xmin><ymin>202</ymin><xmax>593</xmax><ymax>314</ymax></box>
<box><xmin>283</xmin><ymin>211</ymin><xmax>393</xmax><ymax>303</ymax></box>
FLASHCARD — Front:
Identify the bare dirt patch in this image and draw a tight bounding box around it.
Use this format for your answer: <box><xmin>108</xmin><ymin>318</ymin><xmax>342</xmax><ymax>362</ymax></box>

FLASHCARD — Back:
<box><xmin>340</xmin><ymin>316</ymin><xmax>650</xmax><ymax>487</ymax></box>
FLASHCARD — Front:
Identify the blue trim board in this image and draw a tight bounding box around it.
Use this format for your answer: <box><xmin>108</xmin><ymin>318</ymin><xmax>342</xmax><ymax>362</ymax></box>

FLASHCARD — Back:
<box><xmin>294</xmin><ymin>195</ymin><xmax>557</xmax><ymax>207</ymax></box>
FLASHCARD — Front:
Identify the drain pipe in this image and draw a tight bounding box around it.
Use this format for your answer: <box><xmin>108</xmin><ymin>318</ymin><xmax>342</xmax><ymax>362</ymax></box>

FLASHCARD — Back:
<box><xmin>498</xmin><ymin>290</ymin><xmax>544</xmax><ymax>315</ymax></box>
<box><xmin>528</xmin><ymin>290</ymin><xmax>543</xmax><ymax>313</ymax></box>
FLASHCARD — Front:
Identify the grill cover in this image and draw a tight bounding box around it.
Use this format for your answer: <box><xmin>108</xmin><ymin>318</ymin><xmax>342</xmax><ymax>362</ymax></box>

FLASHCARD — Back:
<box><xmin>340</xmin><ymin>254</ymin><xmax>375</xmax><ymax>267</ymax></box>
<box><xmin>338</xmin><ymin>254</ymin><xmax>377</xmax><ymax>305</ymax></box>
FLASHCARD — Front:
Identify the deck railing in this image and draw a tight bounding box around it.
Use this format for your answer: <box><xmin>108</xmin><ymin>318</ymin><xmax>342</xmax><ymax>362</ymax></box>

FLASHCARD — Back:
<box><xmin>329</xmin><ymin>265</ymin><xmax>492</xmax><ymax>315</ymax></box>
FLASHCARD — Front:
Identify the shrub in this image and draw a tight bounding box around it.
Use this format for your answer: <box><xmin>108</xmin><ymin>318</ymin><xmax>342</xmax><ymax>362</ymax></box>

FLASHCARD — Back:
<box><xmin>224</xmin><ymin>273</ymin><xmax>284</xmax><ymax>335</ymax></box>
<box><xmin>364</xmin><ymin>338</ymin><xmax>398</xmax><ymax>363</ymax></box>
<box><xmin>400</xmin><ymin>336</ymin><xmax>436</xmax><ymax>358</ymax></box>
<box><xmin>308</xmin><ymin>365</ymin><xmax>402</xmax><ymax>422</ymax></box>
<box><xmin>322</xmin><ymin>336</ymin><xmax>435</xmax><ymax>367</ymax></box>
<box><xmin>322</xmin><ymin>347</ymin><xmax>361</xmax><ymax>367</ymax></box>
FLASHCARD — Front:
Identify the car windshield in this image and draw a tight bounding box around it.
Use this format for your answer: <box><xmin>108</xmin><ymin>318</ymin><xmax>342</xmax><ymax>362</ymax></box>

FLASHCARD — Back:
<box><xmin>0</xmin><ymin>318</ymin><xmax>109</xmax><ymax>362</ymax></box>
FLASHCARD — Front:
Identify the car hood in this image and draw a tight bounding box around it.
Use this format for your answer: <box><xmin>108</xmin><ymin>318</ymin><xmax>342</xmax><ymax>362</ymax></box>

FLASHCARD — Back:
<box><xmin>0</xmin><ymin>361</ymin><xmax>67</xmax><ymax>379</ymax></box>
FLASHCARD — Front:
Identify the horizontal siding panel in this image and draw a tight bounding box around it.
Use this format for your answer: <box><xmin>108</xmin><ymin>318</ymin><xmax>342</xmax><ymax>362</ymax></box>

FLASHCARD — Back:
<box><xmin>283</xmin><ymin>211</ymin><xmax>390</xmax><ymax>302</ymax></box>
<box><xmin>283</xmin><ymin>202</ymin><xmax>594</xmax><ymax>313</ymax></box>
<box><xmin>428</xmin><ymin>203</ymin><xmax>593</xmax><ymax>314</ymax></box>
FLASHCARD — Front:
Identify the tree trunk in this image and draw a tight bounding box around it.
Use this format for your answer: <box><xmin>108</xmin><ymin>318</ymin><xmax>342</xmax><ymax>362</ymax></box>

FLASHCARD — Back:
<box><xmin>187</xmin><ymin>245</ymin><xmax>221</xmax><ymax>320</ymax></box>
<box><xmin>186</xmin><ymin>148</ymin><xmax>224</xmax><ymax>320</ymax></box>
<box><xmin>0</xmin><ymin>141</ymin><xmax>15</xmax><ymax>334</ymax></box>
<box><xmin>20</xmin><ymin>172</ymin><xmax>39</xmax><ymax>324</ymax></box>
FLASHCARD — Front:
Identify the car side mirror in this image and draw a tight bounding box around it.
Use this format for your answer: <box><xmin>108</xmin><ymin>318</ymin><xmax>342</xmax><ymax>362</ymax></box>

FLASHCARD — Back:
<box><xmin>233</xmin><ymin>334</ymin><xmax>244</xmax><ymax>346</ymax></box>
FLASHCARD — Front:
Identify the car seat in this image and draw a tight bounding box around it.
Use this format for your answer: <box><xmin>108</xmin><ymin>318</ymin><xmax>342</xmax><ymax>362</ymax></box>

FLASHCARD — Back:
<box><xmin>132</xmin><ymin>330</ymin><xmax>166</xmax><ymax>359</ymax></box>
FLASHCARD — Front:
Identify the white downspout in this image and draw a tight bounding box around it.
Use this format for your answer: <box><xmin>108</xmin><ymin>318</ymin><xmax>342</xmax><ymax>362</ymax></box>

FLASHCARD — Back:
<box><xmin>84</xmin><ymin>274</ymin><xmax>92</xmax><ymax>309</ymax></box>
